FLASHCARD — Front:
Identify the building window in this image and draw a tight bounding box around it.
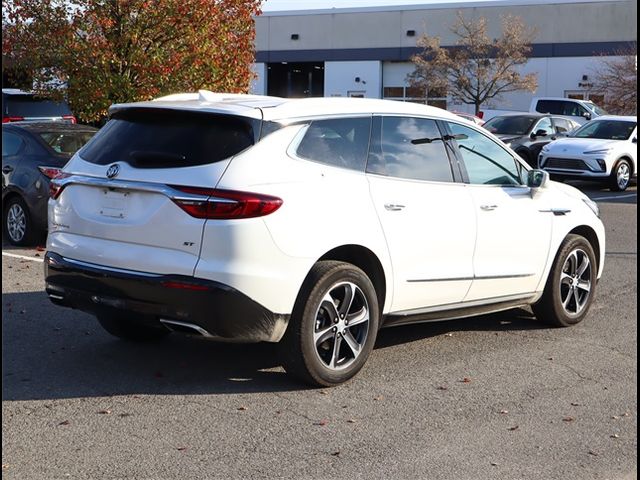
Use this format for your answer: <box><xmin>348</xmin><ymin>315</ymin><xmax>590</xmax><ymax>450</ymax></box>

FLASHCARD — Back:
<box><xmin>382</xmin><ymin>86</ymin><xmax>447</xmax><ymax>110</ymax></box>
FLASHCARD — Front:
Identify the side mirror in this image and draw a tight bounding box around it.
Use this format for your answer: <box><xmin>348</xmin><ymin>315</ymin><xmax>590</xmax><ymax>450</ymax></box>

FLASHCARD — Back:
<box><xmin>527</xmin><ymin>169</ymin><xmax>550</xmax><ymax>190</ymax></box>
<box><xmin>633</xmin><ymin>137</ymin><xmax>637</xmax><ymax>144</ymax></box>
<box><xmin>534</xmin><ymin>129</ymin><xmax>548</xmax><ymax>138</ymax></box>
<box><xmin>582</xmin><ymin>112</ymin><xmax>592</xmax><ymax>120</ymax></box>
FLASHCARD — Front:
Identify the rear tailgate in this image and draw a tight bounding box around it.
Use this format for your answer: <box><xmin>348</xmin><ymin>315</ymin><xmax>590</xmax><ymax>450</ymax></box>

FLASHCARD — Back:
<box><xmin>47</xmin><ymin>107</ymin><xmax>262</xmax><ymax>276</ymax></box>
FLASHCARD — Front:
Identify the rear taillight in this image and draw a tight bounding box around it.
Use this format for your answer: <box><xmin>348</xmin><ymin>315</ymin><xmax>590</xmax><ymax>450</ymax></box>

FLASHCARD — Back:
<box><xmin>62</xmin><ymin>115</ymin><xmax>77</xmax><ymax>124</ymax></box>
<box><xmin>477</xmin><ymin>111</ymin><xmax>484</xmax><ymax>119</ymax></box>
<box><xmin>49</xmin><ymin>173</ymin><xmax>72</xmax><ymax>199</ymax></box>
<box><xmin>38</xmin><ymin>166</ymin><xmax>66</xmax><ymax>179</ymax></box>
<box><xmin>2</xmin><ymin>116</ymin><xmax>25</xmax><ymax>123</ymax></box>
<box><xmin>170</xmin><ymin>186</ymin><xmax>283</xmax><ymax>219</ymax></box>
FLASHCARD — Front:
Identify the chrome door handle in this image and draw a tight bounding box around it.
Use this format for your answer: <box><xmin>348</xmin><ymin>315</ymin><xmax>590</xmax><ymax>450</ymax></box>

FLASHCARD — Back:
<box><xmin>384</xmin><ymin>204</ymin><xmax>405</xmax><ymax>211</ymax></box>
<box><xmin>480</xmin><ymin>204</ymin><xmax>498</xmax><ymax>211</ymax></box>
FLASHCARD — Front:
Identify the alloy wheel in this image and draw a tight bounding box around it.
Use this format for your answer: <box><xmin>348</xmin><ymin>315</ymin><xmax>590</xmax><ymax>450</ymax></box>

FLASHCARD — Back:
<box><xmin>7</xmin><ymin>203</ymin><xmax>26</xmax><ymax>243</ymax></box>
<box><xmin>559</xmin><ymin>248</ymin><xmax>592</xmax><ymax>316</ymax></box>
<box><xmin>313</xmin><ymin>281</ymin><xmax>370</xmax><ymax>370</ymax></box>
<box><xmin>617</xmin><ymin>163</ymin><xmax>630</xmax><ymax>190</ymax></box>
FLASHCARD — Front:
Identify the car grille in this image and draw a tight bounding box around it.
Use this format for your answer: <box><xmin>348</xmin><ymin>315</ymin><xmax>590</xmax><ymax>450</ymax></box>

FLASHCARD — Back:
<box><xmin>544</xmin><ymin>158</ymin><xmax>592</xmax><ymax>171</ymax></box>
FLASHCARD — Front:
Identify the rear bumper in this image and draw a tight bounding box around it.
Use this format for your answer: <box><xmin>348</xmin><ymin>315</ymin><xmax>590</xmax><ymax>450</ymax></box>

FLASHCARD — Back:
<box><xmin>44</xmin><ymin>252</ymin><xmax>289</xmax><ymax>343</ymax></box>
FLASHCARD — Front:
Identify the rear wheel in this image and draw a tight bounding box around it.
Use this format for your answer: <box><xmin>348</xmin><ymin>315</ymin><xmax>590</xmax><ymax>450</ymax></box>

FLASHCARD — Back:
<box><xmin>4</xmin><ymin>196</ymin><xmax>36</xmax><ymax>246</ymax></box>
<box><xmin>532</xmin><ymin>234</ymin><xmax>597</xmax><ymax>327</ymax></box>
<box><xmin>97</xmin><ymin>313</ymin><xmax>170</xmax><ymax>342</ymax></box>
<box><xmin>609</xmin><ymin>159</ymin><xmax>631</xmax><ymax>191</ymax></box>
<box><xmin>280</xmin><ymin>261</ymin><xmax>379</xmax><ymax>387</ymax></box>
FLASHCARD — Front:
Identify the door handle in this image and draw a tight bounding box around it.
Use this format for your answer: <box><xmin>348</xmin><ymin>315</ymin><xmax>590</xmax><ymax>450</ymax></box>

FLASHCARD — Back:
<box><xmin>384</xmin><ymin>203</ymin><xmax>406</xmax><ymax>211</ymax></box>
<box><xmin>2</xmin><ymin>166</ymin><xmax>14</xmax><ymax>174</ymax></box>
<box><xmin>480</xmin><ymin>204</ymin><xmax>498</xmax><ymax>211</ymax></box>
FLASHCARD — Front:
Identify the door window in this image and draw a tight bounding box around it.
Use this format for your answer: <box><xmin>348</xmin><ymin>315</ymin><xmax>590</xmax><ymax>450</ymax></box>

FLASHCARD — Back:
<box><xmin>553</xmin><ymin>117</ymin><xmax>573</xmax><ymax>134</ymax></box>
<box><xmin>367</xmin><ymin>116</ymin><xmax>454</xmax><ymax>182</ymax></box>
<box><xmin>447</xmin><ymin>122</ymin><xmax>523</xmax><ymax>186</ymax></box>
<box><xmin>533</xmin><ymin>117</ymin><xmax>554</xmax><ymax>136</ymax></box>
<box><xmin>2</xmin><ymin>132</ymin><xmax>23</xmax><ymax>156</ymax></box>
<box><xmin>536</xmin><ymin>100</ymin><xmax>563</xmax><ymax>115</ymax></box>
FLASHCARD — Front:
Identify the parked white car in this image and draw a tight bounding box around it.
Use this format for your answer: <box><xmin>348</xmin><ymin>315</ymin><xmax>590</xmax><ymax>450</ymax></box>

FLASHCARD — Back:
<box><xmin>539</xmin><ymin>115</ymin><xmax>637</xmax><ymax>191</ymax></box>
<box><xmin>45</xmin><ymin>92</ymin><xmax>605</xmax><ymax>386</ymax></box>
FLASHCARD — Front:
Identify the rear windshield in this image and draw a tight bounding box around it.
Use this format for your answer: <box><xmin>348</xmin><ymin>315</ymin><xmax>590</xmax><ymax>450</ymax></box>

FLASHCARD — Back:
<box><xmin>4</xmin><ymin>95</ymin><xmax>72</xmax><ymax>117</ymax></box>
<box><xmin>38</xmin><ymin>131</ymin><xmax>96</xmax><ymax>156</ymax></box>
<box><xmin>79</xmin><ymin>109</ymin><xmax>260</xmax><ymax>168</ymax></box>
<box><xmin>483</xmin><ymin>116</ymin><xmax>537</xmax><ymax>135</ymax></box>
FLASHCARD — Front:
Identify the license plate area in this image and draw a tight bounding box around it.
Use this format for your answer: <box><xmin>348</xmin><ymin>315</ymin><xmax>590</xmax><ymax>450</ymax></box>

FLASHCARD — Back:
<box><xmin>99</xmin><ymin>189</ymin><xmax>128</xmax><ymax>218</ymax></box>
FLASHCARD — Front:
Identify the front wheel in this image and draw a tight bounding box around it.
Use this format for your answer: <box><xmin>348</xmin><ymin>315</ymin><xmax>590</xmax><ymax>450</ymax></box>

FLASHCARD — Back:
<box><xmin>609</xmin><ymin>159</ymin><xmax>631</xmax><ymax>191</ymax></box>
<box><xmin>532</xmin><ymin>234</ymin><xmax>597</xmax><ymax>327</ymax></box>
<box><xmin>280</xmin><ymin>261</ymin><xmax>380</xmax><ymax>387</ymax></box>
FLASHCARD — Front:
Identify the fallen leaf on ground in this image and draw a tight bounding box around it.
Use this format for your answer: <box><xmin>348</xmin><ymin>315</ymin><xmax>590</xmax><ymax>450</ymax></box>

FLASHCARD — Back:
<box><xmin>97</xmin><ymin>409</ymin><xmax>111</xmax><ymax>415</ymax></box>
<box><xmin>347</xmin><ymin>419</ymin><xmax>356</xmax><ymax>423</ymax></box>
<box><xmin>610</xmin><ymin>434</ymin><xmax>619</xmax><ymax>438</ymax></box>
<box><xmin>571</xmin><ymin>402</ymin><xmax>582</xmax><ymax>406</ymax></box>
<box><xmin>563</xmin><ymin>417</ymin><xmax>575</xmax><ymax>422</ymax></box>
<box><xmin>374</xmin><ymin>395</ymin><xmax>384</xmax><ymax>401</ymax></box>
<box><xmin>314</xmin><ymin>420</ymin><xmax>328</xmax><ymax>426</ymax></box>
<box><xmin>508</xmin><ymin>425</ymin><xmax>519</xmax><ymax>431</ymax></box>
<box><xmin>437</xmin><ymin>386</ymin><xmax>448</xmax><ymax>391</ymax></box>
<box><xmin>460</xmin><ymin>377</ymin><xmax>471</xmax><ymax>383</ymax></box>
<box><xmin>177</xmin><ymin>447</ymin><xmax>187</xmax><ymax>451</ymax></box>
<box><xmin>500</xmin><ymin>410</ymin><xmax>509</xmax><ymax>414</ymax></box>
<box><xmin>118</xmin><ymin>413</ymin><xmax>132</xmax><ymax>418</ymax></box>
<box><xmin>58</xmin><ymin>420</ymin><xmax>70</xmax><ymax>426</ymax></box>
<box><xmin>331</xmin><ymin>451</ymin><xmax>340</xmax><ymax>456</ymax></box>
<box><xmin>490</xmin><ymin>462</ymin><xmax>498</xmax><ymax>466</ymax></box>
<box><xmin>34</xmin><ymin>253</ymin><xmax>41</xmax><ymax>257</ymax></box>
<box><xmin>237</xmin><ymin>406</ymin><xmax>247</xmax><ymax>411</ymax></box>
<box><xmin>588</xmin><ymin>450</ymin><xmax>599</xmax><ymax>456</ymax></box>
<box><xmin>611</xmin><ymin>415</ymin><xmax>619</xmax><ymax>420</ymax></box>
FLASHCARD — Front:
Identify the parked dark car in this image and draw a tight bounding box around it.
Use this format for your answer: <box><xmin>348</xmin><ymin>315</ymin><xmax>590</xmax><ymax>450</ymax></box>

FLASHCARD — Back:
<box><xmin>2</xmin><ymin>88</ymin><xmax>76</xmax><ymax>124</ymax></box>
<box><xmin>2</xmin><ymin>122</ymin><xmax>97</xmax><ymax>245</ymax></box>
<box><xmin>482</xmin><ymin>114</ymin><xmax>581</xmax><ymax>167</ymax></box>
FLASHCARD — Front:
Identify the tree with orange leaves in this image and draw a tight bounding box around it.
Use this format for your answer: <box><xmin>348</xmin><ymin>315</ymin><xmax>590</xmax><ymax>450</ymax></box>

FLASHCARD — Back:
<box><xmin>2</xmin><ymin>0</ymin><xmax>262</xmax><ymax>123</ymax></box>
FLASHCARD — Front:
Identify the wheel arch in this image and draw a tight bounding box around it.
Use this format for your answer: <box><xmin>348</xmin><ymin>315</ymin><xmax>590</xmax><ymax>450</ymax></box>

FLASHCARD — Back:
<box><xmin>568</xmin><ymin>225</ymin><xmax>601</xmax><ymax>273</ymax></box>
<box><xmin>316</xmin><ymin>244</ymin><xmax>388</xmax><ymax>314</ymax></box>
<box><xmin>616</xmin><ymin>156</ymin><xmax>634</xmax><ymax>176</ymax></box>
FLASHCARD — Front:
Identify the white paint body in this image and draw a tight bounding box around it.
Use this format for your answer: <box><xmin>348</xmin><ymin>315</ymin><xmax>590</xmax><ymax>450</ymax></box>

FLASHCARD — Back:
<box><xmin>48</xmin><ymin>94</ymin><xmax>606</xmax><ymax>330</ymax></box>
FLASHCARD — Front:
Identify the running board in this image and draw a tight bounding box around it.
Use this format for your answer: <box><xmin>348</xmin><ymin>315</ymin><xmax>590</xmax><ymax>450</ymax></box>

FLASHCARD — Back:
<box><xmin>382</xmin><ymin>296</ymin><xmax>536</xmax><ymax>328</ymax></box>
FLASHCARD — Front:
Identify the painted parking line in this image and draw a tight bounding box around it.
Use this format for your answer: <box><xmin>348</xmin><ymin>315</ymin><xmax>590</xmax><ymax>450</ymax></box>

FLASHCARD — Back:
<box><xmin>2</xmin><ymin>251</ymin><xmax>44</xmax><ymax>263</ymax></box>
<box><xmin>591</xmin><ymin>193</ymin><xmax>637</xmax><ymax>201</ymax></box>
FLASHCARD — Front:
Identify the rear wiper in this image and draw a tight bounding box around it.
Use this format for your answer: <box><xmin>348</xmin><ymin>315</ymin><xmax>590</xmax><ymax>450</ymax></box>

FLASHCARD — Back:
<box><xmin>411</xmin><ymin>134</ymin><xmax>468</xmax><ymax>145</ymax></box>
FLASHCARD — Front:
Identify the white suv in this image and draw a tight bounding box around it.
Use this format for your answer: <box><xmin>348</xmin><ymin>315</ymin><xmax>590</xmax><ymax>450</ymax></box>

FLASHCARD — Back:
<box><xmin>45</xmin><ymin>92</ymin><xmax>605</xmax><ymax>386</ymax></box>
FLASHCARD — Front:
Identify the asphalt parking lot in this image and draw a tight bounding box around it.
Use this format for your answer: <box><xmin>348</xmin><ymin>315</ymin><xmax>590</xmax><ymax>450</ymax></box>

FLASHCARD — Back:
<box><xmin>2</xmin><ymin>182</ymin><xmax>637</xmax><ymax>480</ymax></box>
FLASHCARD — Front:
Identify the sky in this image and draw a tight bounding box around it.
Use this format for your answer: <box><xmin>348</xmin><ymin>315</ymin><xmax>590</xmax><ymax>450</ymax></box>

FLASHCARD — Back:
<box><xmin>261</xmin><ymin>0</ymin><xmax>508</xmax><ymax>12</ymax></box>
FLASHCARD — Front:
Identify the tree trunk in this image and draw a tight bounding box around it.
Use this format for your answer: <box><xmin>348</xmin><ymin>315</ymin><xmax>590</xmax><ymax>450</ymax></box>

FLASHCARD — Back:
<box><xmin>475</xmin><ymin>102</ymin><xmax>481</xmax><ymax>116</ymax></box>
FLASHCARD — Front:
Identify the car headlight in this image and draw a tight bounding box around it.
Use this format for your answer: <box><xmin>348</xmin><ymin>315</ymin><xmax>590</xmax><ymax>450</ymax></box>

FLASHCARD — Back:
<box><xmin>541</xmin><ymin>145</ymin><xmax>550</xmax><ymax>153</ymax></box>
<box><xmin>583</xmin><ymin>148</ymin><xmax>612</xmax><ymax>154</ymax></box>
<box><xmin>582</xmin><ymin>197</ymin><xmax>600</xmax><ymax>218</ymax></box>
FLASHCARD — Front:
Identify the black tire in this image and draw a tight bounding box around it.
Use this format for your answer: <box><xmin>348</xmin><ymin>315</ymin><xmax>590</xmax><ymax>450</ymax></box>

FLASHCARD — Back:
<box><xmin>609</xmin><ymin>159</ymin><xmax>632</xmax><ymax>192</ymax></box>
<box><xmin>279</xmin><ymin>261</ymin><xmax>380</xmax><ymax>387</ymax></box>
<box><xmin>97</xmin><ymin>313</ymin><xmax>170</xmax><ymax>342</ymax></box>
<box><xmin>3</xmin><ymin>196</ymin><xmax>37</xmax><ymax>246</ymax></box>
<box><xmin>532</xmin><ymin>234</ymin><xmax>597</xmax><ymax>327</ymax></box>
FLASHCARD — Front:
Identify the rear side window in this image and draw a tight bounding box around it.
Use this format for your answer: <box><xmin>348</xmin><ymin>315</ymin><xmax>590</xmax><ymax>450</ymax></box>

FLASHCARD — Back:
<box><xmin>80</xmin><ymin>109</ymin><xmax>259</xmax><ymax>168</ymax></box>
<box><xmin>367</xmin><ymin>116</ymin><xmax>454</xmax><ymax>182</ymax></box>
<box><xmin>553</xmin><ymin>118</ymin><xmax>573</xmax><ymax>133</ymax></box>
<box><xmin>2</xmin><ymin>131</ymin><xmax>23</xmax><ymax>156</ymax></box>
<box><xmin>296</xmin><ymin>117</ymin><xmax>371</xmax><ymax>171</ymax></box>
<box><xmin>4</xmin><ymin>95</ymin><xmax>72</xmax><ymax>117</ymax></box>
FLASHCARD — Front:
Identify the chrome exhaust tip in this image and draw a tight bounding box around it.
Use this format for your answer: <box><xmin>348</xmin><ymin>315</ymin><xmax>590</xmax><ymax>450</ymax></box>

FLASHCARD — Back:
<box><xmin>159</xmin><ymin>319</ymin><xmax>213</xmax><ymax>337</ymax></box>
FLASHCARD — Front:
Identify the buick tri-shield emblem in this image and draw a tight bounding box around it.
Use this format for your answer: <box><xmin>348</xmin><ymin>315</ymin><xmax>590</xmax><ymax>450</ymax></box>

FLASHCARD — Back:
<box><xmin>106</xmin><ymin>164</ymin><xmax>120</xmax><ymax>179</ymax></box>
